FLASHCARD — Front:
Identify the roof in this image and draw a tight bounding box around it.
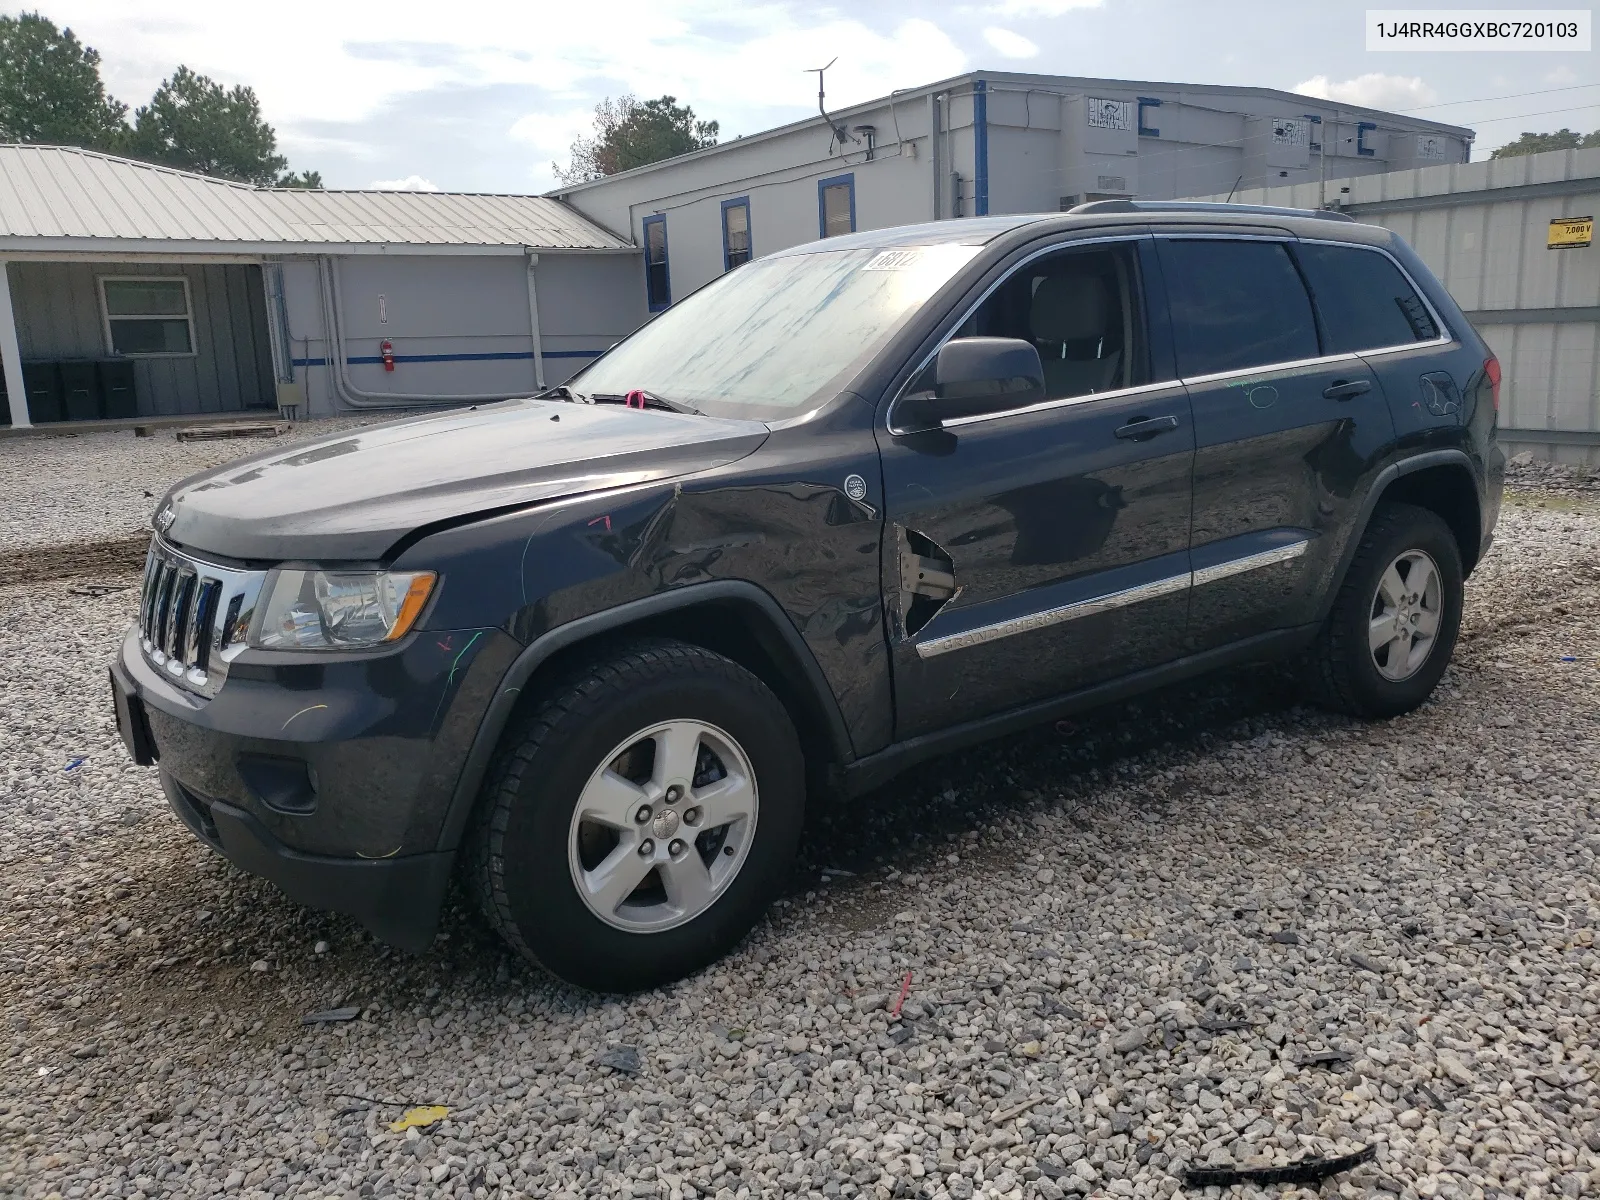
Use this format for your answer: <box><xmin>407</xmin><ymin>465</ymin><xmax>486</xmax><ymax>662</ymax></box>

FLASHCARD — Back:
<box><xmin>0</xmin><ymin>145</ymin><xmax>633</xmax><ymax>255</ymax></box>
<box><xmin>550</xmin><ymin>69</ymin><xmax>1475</xmax><ymax>196</ymax></box>
<box><xmin>769</xmin><ymin>206</ymin><xmax>1391</xmax><ymax>261</ymax></box>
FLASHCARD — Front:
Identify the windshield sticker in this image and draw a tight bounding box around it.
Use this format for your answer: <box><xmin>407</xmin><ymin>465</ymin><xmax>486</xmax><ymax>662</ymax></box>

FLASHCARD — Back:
<box><xmin>862</xmin><ymin>250</ymin><xmax>926</xmax><ymax>271</ymax></box>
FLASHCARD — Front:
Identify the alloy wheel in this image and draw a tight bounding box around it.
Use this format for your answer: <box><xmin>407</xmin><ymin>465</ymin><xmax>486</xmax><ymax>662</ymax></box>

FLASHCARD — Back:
<box><xmin>567</xmin><ymin>719</ymin><xmax>758</xmax><ymax>932</ymax></box>
<box><xmin>1368</xmin><ymin>548</ymin><xmax>1444</xmax><ymax>682</ymax></box>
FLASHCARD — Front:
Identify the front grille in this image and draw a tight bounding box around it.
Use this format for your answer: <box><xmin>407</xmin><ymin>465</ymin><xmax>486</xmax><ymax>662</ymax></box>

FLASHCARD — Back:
<box><xmin>138</xmin><ymin>539</ymin><xmax>267</xmax><ymax>698</ymax></box>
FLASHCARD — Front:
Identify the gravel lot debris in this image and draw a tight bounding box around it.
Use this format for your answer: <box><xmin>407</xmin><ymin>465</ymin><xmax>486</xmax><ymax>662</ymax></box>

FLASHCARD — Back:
<box><xmin>1</xmin><ymin>451</ymin><xmax>1598</xmax><ymax>1200</ymax></box>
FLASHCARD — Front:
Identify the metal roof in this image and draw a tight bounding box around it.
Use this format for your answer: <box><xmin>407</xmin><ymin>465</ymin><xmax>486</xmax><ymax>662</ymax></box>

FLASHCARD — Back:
<box><xmin>0</xmin><ymin>145</ymin><xmax>633</xmax><ymax>253</ymax></box>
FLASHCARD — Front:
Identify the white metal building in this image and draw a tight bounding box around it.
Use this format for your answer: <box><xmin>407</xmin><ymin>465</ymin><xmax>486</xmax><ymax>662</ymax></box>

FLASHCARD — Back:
<box><xmin>0</xmin><ymin>145</ymin><xmax>644</xmax><ymax>428</ymax></box>
<box><xmin>551</xmin><ymin>70</ymin><xmax>1473</xmax><ymax>308</ymax></box>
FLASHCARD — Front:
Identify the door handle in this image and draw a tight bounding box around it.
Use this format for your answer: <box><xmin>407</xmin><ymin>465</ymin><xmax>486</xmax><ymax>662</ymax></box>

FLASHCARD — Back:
<box><xmin>1323</xmin><ymin>379</ymin><xmax>1373</xmax><ymax>401</ymax></box>
<box><xmin>1114</xmin><ymin>414</ymin><xmax>1181</xmax><ymax>440</ymax></box>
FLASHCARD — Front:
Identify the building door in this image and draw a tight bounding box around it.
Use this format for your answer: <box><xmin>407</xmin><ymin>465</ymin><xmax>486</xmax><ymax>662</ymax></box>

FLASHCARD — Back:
<box><xmin>879</xmin><ymin>238</ymin><xmax>1195</xmax><ymax>740</ymax></box>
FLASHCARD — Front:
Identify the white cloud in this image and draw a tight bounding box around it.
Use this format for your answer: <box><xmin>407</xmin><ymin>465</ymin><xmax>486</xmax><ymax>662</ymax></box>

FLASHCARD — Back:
<box><xmin>507</xmin><ymin>110</ymin><xmax>595</xmax><ymax>155</ymax></box>
<box><xmin>983</xmin><ymin>27</ymin><xmax>1040</xmax><ymax>59</ymax></box>
<box><xmin>59</xmin><ymin>2</ymin><xmax>966</xmax><ymax>170</ymax></box>
<box><xmin>985</xmin><ymin>0</ymin><xmax>1102</xmax><ymax>15</ymax></box>
<box><xmin>367</xmin><ymin>175</ymin><xmax>440</xmax><ymax>191</ymax></box>
<box><xmin>1293</xmin><ymin>73</ymin><xmax>1438</xmax><ymax>113</ymax></box>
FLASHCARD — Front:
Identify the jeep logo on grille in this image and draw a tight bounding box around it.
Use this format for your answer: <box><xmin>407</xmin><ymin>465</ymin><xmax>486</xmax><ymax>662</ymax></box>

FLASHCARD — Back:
<box><xmin>155</xmin><ymin>505</ymin><xmax>176</xmax><ymax>532</ymax></box>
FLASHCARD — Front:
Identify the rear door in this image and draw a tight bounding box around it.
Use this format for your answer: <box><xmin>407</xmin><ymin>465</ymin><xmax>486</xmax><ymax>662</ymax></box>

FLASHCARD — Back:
<box><xmin>1155</xmin><ymin>235</ymin><xmax>1395</xmax><ymax>651</ymax></box>
<box><xmin>1290</xmin><ymin>239</ymin><xmax>1462</xmax><ymax>449</ymax></box>
<box><xmin>878</xmin><ymin>236</ymin><xmax>1196</xmax><ymax>740</ymax></box>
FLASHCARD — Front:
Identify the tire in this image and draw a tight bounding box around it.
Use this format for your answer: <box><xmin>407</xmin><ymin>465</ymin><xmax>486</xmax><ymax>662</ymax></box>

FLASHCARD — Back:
<box><xmin>465</xmin><ymin>638</ymin><xmax>804</xmax><ymax>992</ymax></box>
<box><xmin>1309</xmin><ymin>502</ymin><xmax>1463</xmax><ymax>719</ymax></box>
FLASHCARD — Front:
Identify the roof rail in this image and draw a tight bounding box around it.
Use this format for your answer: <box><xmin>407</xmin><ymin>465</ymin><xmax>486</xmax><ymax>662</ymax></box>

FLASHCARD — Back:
<box><xmin>1068</xmin><ymin>199</ymin><xmax>1356</xmax><ymax>223</ymax></box>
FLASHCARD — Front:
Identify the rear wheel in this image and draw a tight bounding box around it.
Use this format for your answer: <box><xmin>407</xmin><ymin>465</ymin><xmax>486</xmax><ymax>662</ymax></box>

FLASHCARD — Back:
<box><xmin>1309</xmin><ymin>503</ymin><xmax>1463</xmax><ymax>719</ymax></box>
<box><xmin>466</xmin><ymin>639</ymin><xmax>804</xmax><ymax>992</ymax></box>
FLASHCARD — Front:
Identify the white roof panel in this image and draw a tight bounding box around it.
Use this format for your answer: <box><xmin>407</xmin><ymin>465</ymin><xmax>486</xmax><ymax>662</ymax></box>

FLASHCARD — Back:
<box><xmin>0</xmin><ymin>145</ymin><xmax>632</xmax><ymax>251</ymax></box>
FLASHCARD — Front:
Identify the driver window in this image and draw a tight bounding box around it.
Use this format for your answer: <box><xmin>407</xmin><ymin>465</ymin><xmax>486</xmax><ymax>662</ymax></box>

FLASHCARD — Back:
<box><xmin>954</xmin><ymin>243</ymin><xmax>1145</xmax><ymax>400</ymax></box>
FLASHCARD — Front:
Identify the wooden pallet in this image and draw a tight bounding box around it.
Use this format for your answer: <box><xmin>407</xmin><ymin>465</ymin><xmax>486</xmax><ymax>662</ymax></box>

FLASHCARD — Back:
<box><xmin>169</xmin><ymin>423</ymin><xmax>289</xmax><ymax>442</ymax></box>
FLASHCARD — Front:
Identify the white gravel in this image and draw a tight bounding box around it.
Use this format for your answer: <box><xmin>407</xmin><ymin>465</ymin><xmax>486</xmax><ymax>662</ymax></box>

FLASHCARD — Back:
<box><xmin>0</xmin><ymin>418</ymin><xmax>392</xmax><ymax>554</ymax></box>
<box><xmin>2</xmin><ymin>459</ymin><xmax>1598</xmax><ymax>1200</ymax></box>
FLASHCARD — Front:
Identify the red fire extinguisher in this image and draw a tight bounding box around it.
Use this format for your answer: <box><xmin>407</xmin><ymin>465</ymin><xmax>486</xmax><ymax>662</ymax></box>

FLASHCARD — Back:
<box><xmin>380</xmin><ymin>339</ymin><xmax>395</xmax><ymax>372</ymax></box>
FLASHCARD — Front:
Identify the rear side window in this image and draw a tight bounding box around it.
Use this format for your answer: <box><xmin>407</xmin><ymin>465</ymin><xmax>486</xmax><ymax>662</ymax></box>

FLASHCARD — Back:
<box><xmin>1158</xmin><ymin>240</ymin><xmax>1318</xmax><ymax>377</ymax></box>
<box><xmin>1294</xmin><ymin>242</ymin><xmax>1439</xmax><ymax>351</ymax></box>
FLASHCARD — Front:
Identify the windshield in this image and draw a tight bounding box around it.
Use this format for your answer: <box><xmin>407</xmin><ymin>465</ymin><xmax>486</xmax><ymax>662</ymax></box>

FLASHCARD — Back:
<box><xmin>572</xmin><ymin>243</ymin><xmax>983</xmax><ymax>420</ymax></box>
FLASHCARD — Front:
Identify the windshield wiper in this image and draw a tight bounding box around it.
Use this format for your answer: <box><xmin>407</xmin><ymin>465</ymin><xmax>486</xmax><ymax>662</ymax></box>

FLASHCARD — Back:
<box><xmin>590</xmin><ymin>390</ymin><xmax>702</xmax><ymax>416</ymax></box>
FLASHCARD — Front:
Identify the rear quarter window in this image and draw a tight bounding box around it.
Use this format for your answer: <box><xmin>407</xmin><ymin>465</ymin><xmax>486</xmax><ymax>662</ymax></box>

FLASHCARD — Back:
<box><xmin>1293</xmin><ymin>242</ymin><xmax>1439</xmax><ymax>352</ymax></box>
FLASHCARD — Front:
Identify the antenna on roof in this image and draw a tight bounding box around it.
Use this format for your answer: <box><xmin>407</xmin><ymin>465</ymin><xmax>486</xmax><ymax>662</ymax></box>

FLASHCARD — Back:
<box><xmin>805</xmin><ymin>58</ymin><xmax>858</xmax><ymax>151</ymax></box>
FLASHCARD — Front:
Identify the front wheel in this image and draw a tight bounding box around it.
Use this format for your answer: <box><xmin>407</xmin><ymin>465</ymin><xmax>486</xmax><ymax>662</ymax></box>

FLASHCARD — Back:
<box><xmin>466</xmin><ymin>639</ymin><xmax>805</xmax><ymax>992</ymax></box>
<box><xmin>1309</xmin><ymin>502</ymin><xmax>1464</xmax><ymax>719</ymax></box>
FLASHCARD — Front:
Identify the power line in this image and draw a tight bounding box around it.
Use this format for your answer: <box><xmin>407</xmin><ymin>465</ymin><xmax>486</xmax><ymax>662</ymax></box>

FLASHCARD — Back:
<box><xmin>1397</xmin><ymin>82</ymin><xmax>1600</xmax><ymax>114</ymax></box>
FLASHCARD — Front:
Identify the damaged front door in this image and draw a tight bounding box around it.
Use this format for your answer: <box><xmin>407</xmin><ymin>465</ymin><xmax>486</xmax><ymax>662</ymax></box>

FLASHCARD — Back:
<box><xmin>877</xmin><ymin>237</ymin><xmax>1195</xmax><ymax>739</ymax></box>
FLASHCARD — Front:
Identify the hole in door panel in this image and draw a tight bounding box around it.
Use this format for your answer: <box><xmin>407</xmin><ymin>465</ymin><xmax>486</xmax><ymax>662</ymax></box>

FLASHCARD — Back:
<box><xmin>899</xmin><ymin>526</ymin><xmax>957</xmax><ymax>636</ymax></box>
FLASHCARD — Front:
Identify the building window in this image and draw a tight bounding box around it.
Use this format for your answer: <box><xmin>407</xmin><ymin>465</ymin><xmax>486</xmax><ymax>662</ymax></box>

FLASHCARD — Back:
<box><xmin>818</xmin><ymin>173</ymin><xmax>855</xmax><ymax>238</ymax></box>
<box><xmin>721</xmin><ymin>197</ymin><xmax>752</xmax><ymax>270</ymax></box>
<box><xmin>643</xmin><ymin>214</ymin><xmax>671</xmax><ymax>311</ymax></box>
<box><xmin>99</xmin><ymin>277</ymin><xmax>194</xmax><ymax>356</ymax></box>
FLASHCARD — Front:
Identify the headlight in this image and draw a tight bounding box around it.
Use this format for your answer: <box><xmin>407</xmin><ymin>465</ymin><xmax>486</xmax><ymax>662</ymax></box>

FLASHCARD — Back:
<box><xmin>250</xmin><ymin>569</ymin><xmax>436</xmax><ymax>650</ymax></box>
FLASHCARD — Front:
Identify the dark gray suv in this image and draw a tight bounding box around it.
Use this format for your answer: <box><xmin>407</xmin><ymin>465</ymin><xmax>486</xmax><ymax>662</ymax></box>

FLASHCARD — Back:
<box><xmin>112</xmin><ymin>201</ymin><xmax>1503</xmax><ymax>991</ymax></box>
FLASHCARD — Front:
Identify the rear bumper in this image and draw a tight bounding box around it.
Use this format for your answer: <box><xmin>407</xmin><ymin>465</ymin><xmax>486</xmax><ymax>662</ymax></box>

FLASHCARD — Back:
<box><xmin>162</xmin><ymin>771</ymin><xmax>452</xmax><ymax>952</ymax></box>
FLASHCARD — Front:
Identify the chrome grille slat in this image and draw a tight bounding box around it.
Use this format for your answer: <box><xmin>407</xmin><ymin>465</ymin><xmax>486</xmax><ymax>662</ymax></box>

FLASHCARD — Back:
<box><xmin>142</xmin><ymin>556</ymin><xmax>166</xmax><ymax>644</ymax></box>
<box><xmin>139</xmin><ymin>551</ymin><xmax>161</xmax><ymax>641</ymax></box>
<box><xmin>168</xmin><ymin>569</ymin><xmax>197</xmax><ymax>662</ymax></box>
<box><xmin>136</xmin><ymin>537</ymin><xmax>268</xmax><ymax>699</ymax></box>
<box><xmin>187</xmin><ymin>579</ymin><xmax>221</xmax><ymax>673</ymax></box>
<box><xmin>153</xmin><ymin>562</ymin><xmax>178</xmax><ymax>655</ymax></box>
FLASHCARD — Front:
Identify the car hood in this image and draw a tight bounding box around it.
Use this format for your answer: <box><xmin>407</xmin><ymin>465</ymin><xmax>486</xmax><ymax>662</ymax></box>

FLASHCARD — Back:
<box><xmin>159</xmin><ymin>399</ymin><xmax>769</xmax><ymax>561</ymax></box>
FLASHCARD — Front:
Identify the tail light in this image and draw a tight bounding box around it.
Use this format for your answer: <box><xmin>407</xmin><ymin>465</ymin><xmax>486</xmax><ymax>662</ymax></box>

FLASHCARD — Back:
<box><xmin>1483</xmin><ymin>356</ymin><xmax>1501</xmax><ymax>413</ymax></box>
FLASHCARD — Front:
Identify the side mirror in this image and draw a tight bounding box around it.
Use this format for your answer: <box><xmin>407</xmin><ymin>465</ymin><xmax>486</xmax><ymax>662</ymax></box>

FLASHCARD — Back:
<box><xmin>896</xmin><ymin>337</ymin><xmax>1046</xmax><ymax>431</ymax></box>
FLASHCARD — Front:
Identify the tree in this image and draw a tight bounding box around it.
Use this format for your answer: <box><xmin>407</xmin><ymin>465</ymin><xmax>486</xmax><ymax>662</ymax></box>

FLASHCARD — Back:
<box><xmin>127</xmin><ymin>66</ymin><xmax>291</xmax><ymax>185</ymax></box>
<box><xmin>554</xmin><ymin>94</ymin><xmax>718</xmax><ymax>185</ymax></box>
<box><xmin>1490</xmin><ymin>128</ymin><xmax>1600</xmax><ymax>158</ymax></box>
<box><xmin>275</xmin><ymin>169</ymin><xmax>323</xmax><ymax>189</ymax></box>
<box><xmin>0</xmin><ymin>11</ymin><xmax>127</xmax><ymax>150</ymax></box>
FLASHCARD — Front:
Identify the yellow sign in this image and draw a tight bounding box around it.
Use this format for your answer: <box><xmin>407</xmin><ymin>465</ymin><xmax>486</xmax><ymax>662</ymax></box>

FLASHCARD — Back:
<box><xmin>1548</xmin><ymin>216</ymin><xmax>1593</xmax><ymax>249</ymax></box>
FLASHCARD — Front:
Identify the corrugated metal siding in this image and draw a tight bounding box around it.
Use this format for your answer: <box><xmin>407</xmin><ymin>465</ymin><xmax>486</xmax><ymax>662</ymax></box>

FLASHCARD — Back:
<box><xmin>0</xmin><ymin>145</ymin><xmax>632</xmax><ymax>250</ymax></box>
<box><xmin>1187</xmin><ymin>148</ymin><xmax>1600</xmax><ymax>463</ymax></box>
<box><xmin>8</xmin><ymin>260</ymin><xmax>273</xmax><ymax>415</ymax></box>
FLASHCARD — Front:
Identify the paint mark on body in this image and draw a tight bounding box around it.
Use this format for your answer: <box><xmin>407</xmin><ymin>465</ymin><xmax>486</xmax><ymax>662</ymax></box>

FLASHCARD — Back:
<box><xmin>281</xmin><ymin>704</ymin><xmax>329</xmax><ymax>732</ymax></box>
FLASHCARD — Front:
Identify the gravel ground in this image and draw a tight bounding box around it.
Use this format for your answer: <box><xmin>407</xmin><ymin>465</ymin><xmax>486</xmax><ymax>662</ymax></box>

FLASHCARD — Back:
<box><xmin>2</xmin><ymin>459</ymin><xmax>1599</xmax><ymax>1200</ymax></box>
<box><xmin>0</xmin><ymin>418</ymin><xmax>393</xmax><ymax>562</ymax></box>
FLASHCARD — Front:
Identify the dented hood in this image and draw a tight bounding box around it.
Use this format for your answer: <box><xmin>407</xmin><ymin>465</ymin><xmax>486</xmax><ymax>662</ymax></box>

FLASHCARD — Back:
<box><xmin>159</xmin><ymin>399</ymin><xmax>769</xmax><ymax>561</ymax></box>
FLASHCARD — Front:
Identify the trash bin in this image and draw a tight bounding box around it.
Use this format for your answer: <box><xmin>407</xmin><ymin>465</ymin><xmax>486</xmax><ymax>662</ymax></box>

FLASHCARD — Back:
<box><xmin>60</xmin><ymin>360</ymin><xmax>102</xmax><ymax>421</ymax></box>
<box><xmin>99</xmin><ymin>358</ymin><xmax>138</xmax><ymax>418</ymax></box>
<box><xmin>23</xmin><ymin>362</ymin><xmax>63</xmax><ymax>423</ymax></box>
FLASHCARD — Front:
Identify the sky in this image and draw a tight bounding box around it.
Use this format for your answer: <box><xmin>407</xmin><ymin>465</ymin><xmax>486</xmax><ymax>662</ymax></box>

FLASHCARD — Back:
<box><xmin>19</xmin><ymin>0</ymin><xmax>1600</xmax><ymax>193</ymax></box>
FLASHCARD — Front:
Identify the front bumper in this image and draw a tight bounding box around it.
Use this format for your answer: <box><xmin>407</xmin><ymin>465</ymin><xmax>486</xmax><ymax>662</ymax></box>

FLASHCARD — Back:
<box><xmin>113</xmin><ymin>623</ymin><xmax>519</xmax><ymax>949</ymax></box>
<box><xmin>161</xmin><ymin>771</ymin><xmax>453</xmax><ymax>951</ymax></box>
